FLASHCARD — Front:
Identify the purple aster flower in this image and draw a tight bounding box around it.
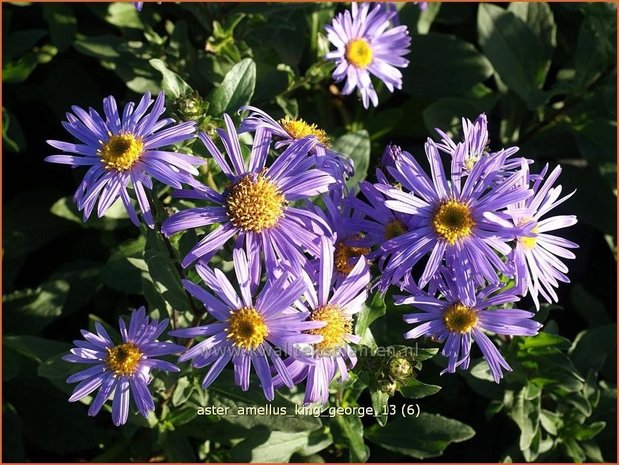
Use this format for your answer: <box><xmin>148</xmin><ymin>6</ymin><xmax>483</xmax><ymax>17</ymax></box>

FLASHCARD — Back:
<box><xmin>312</xmin><ymin>189</ymin><xmax>372</xmax><ymax>278</ymax></box>
<box><xmin>351</xmin><ymin>171</ymin><xmax>421</xmax><ymax>291</ymax></box>
<box><xmin>63</xmin><ymin>307</ymin><xmax>183</xmax><ymax>426</ymax></box>
<box><xmin>161</xmin><ymin>115</ymin><xmax>336</xmax><ymax>275</ymax></box>
<box><xmin>170</xmin><ymin>249</ymin><xmax>324</xmax><ymax>401</ymax></box>
<box><xmin>397</xmin><ymin>268</ymin><xmax>542</xmax><ymax>383</ymax></box>
<box><xmin>507</xmin><ymin>162</ymin><xmax>578</xmax><ymax>309</ymax></box>
<box><xmin>325</xmin><ymin>2</ymin><xmax>411</xmax><ymax>109</ymax></box>
<box><xmin>376</xmin><ymin>139</ymin><xmax>533</xmax><ymax>290</ymax></box>
<box><xmin>274</xmin><ymin>237</ymin><xmax>370</xmax><ymax>404</ymax></box>
<box><xmin>133</xmin><ymin>2</ymin><xmax>143</xmax><ymax>11</ymax></box>
<box><xmin>45</xmin><ymin>92</ymin><xmax>201</xmax><ymax>227</ymax></box>
<box><xmin>239</xmin><ymin>105</ymin><xmax>354</xmax><ymax>182</ymax></box>
<box><xmin>433</xmin><ymin>113</ymin><xmax>526</xmax><ymax>181</ymax></box>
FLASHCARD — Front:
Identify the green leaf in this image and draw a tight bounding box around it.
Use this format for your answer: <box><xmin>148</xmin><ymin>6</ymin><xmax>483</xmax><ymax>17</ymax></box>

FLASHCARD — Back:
<box><xmin>371</xmin><ymin>390</ymin><xmax>390</xmax><ymax>426</ymax></box>
<box><xmin>172</xmin><ymin>376</ymin><xmax>194</xmax><ymax>407</ymax></box>
<box><xmin>366</xmin><ymin>413</ymin><xmax>475</xmax><ymax>459</ymax></box>
<box><xmin>163</xmin><ymin>431</ymin><xmax>196</xmax><ymax>461</ymax></box>
<box><xmin>573</xmin><ymin>119</ymin><xmax>617</xmax><ymax>165</ymax></box>
<box><xmin>571</xmin><ymin>284</ymin><xmax>612</xmax><ymax>327</ymax></box>
<box><xmin>573</xmin><ymin>421</ymin><xmax>606</xmax><ymax>441</ymax></box>
<box><xmin>507</xmin><ymin>2</ymin><xmax>556</xmax><ymax>81</ymax></box>
<box><xmin>331</xmin><ymin>414</ymin><xmax>369</xmax><ymax>462</ymax></box>
<box><xmin>539</xmin><ymin>409</ymin><xmax>562</xmax><ymax>436</ymax></box>
<box><xmin>569</xmin><ymin>324</ymin><xmax>616</xmax><ymax>375</ymax></box>
<box><xmin>332</xmin><ymin>130</ymin><xmax>370</xmax><ymax>188</ymax></box>
<box><xmin>74</xmin><ymin>35</ymin><xmax>121</xmax><ymax>59</ymax></box>
<box><xmin>209</xmin><ymin>58</ymin><xmax>256</xmax><ymax>116</ymax></box>
<box><xmin>3</xmin><ymin>51</ymin><xmax>41</xmax><ymax>83</ymax></box>
<box><xmin>106</xmin><ymin>2</ymin><xmax>143</xmax><ymax>30</ymax></box>
<box><xmin>3</xmin><ymin>106</ymin><xmax>26</xmax><ymax>152</ymax></box>
<box><xmin>5</xmin><ymin>29</ymin><xmax>48</xmax><ymax>59</ymax></box>
<box><xmin>477</xmin><ymin>4</ymin><xmax>546</xmax><ymax>107</ymax></box>
<box><xmin>574</xmin><ymin>10</ymin><xmax>615</xmax><ymax>89</ymax></box>
<box><xmin>42</xmin><ymin>4</ymin><xmax>77</xmax><ymax>52</ymax></box>
<box><xmin>150</xmin><ymin>58</ymin><xmax>192</xmax><ymax>99</ymax></box>
<box><xmin>508</xmin><ymin>386</ymin><xmax>541</xmax><ymax>451</ymax></box>
<box><xmin>413</xmin><ymin>347</ymin><xmax>439</xmax><ymax>362</ymax></box>
<box><xmin>100</xmin><ymin>237</ymin><xmax>148</xmax><ymax>294</ymax></box>
<box><xmin>422</xmin><ymin>93</ymin><xmax>499</xmax><ymax>135</ymax></box>
<box><xmin>143</xmin><ymin>228</ymin><xmax>193</xmax><ymax>314</ymax></box>
<box><xmin>355</xmin><ymin>292</ymin><xmax>386</xmax><ymax>344</ymax></box>
<box><xmin>4</xmin><ymin>402</ymin><xmax>25</xmax><ymax>462</ymax></box>
<box><xmin>417</xmin><ymin>2</ymin><xmax>442</xmax><ymax>34</ymax></box>
<box><xmin>4</xmin><ymin>279</ymin><xmax>70</xmax><ymax>334</ymax></box>
<box><xmin>51</xmin><ymin>196</ymin><xmax>130</xmax><ymax>230</ymax></box>
<box><xmin>231</xmin><ymin>429</ymin><xmax>312</xmax><ymax>463</ymax></box>
<box><xmin>403</xmin><ymin>33</ymin><xmax>493</xmax><ymax>99</ymax></box>
<box><xmin>4</xmin><ymin>335</ymin><xmax>69</xmax><ymax>363</ymax></box>
<box><xmin>399</xmin><ymin>378</ymin><xmax>441</xmax><ymax>399</ymax></box>
<box><xmin>208</xmin><ymin>371</ymin><xmax>322</xmax><ymax>433</ymax></box>
<box><xmin>517</xmin><ymin>331</ymin><xmax>572</xmax><ymax>352</ymax></box>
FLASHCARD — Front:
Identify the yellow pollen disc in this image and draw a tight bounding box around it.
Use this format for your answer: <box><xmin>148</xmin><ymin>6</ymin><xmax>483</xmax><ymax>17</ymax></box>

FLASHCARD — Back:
<box><xmin>442</xmin><ymin>303</ymin><xmax>478</xmax><ymax>334</ymax></box>
<box><xmin>518</xmin><ymin>218</ymin><xmax>539</xmax><ymax>250</ymax></box>
<box><xmin>98</xmin><ymin>133</ymin><xmax>144</xmax><ymax>171</ymax></box>
<box><xmin>279</xmin><ymin>115</ymin><xmax>330</xmax><ymax>146</ymax></box>
<box><xmin>385</xmin><ymin>219</ymin><xmax>407</xmax><ymax>240</ymax></box>
<box><xmin>432</xmin><ymin>199</ymin><xmax>475</xmax><ymax>245</ymax></box>
<box><xmin>226</xmin><ymin>175</ymin><xmax>286</xmax><ymax>232</ymax></box>
<box><xmin>464</xmin><ymin>156</ymin><xmax>480</xmax><ymax>172</ymax></box>
<box><xmin>105</xmin><ymin>342</ymin><xmax>143</xmax><ymax>376</ymax></box>
<box><xmin>307</xmin><ymin>304</ymin><xmax>352</xmax><ymax>354</ymax></box>
<box><xmin>334</xmin><ymin>236</ymin><xmax>370</xmax><ymax>275</ymax></box>
<box><xmin>345</xmin><ymin>38</ymin><xmax>373</xmax><ymax>69</ymax></box>
<box><xmin>226</xmin><ymin>307</ymin><xmax>269</xmax><ymax>350</ymax></box>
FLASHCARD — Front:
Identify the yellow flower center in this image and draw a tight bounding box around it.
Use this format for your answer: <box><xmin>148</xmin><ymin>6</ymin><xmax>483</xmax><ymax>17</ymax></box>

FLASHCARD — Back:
<box><xmin>226</xmin><ymin>307</ymin><xmax>269</xmax><ymax>350</ymax></box>
<box><xmin>225</xmin><ymin>175</ymin><xmax>286</xmax><ymax>232</ymax></box>
<box><xmin>432</xmin><ymin>199</ymin><xmax>475</xmax><ymax>245</ymax></box>
<box><xmin>518</xmin><ymin>218</ymin><xmax>539</xmax><ymax>250</ymax></box>
<box><xmin>463</xmin><ymin>156</ymin><xmax>481</xmax><ymax>172</ymax></box>
<box><xmin>385</xmin><ymin>219</ymin><xmax>408</xmax><ymax>240</ymax></box>
<box><xmin>307</xmin><ymin>304</ymin><xmax>352</xmax><ymax>354</ymax></box>
<box><xmin>334</xmin><ymin>236</ymin><xmax>370</xmax><ymax>275</ymax></box>
<box><xmin>105</xmin><ymin>342</ymin><xmax>143</xmax><ymax>376</ymax></box>
<box><xmin>442</xmin><ymin>303</ymin><xmax>478</xmax><ymax>334</ymax></box>
<box><xmin>279</xmin><ymin>115</ymin><xmax>330</xmax><ymax>146</ymax></box>
<box><xmin>99</xmin><ymin>133</ymin><xmax>144</xmax><ymax>171</ymax></box>
<box><xmin>345</xmin><ymin>38</ymin><xmax>373</xmax><ymax>69</ymax></box>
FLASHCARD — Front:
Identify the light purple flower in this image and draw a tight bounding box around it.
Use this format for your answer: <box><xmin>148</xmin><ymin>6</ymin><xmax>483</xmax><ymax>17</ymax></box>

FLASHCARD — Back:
<box><xmin>238</xmin><ymin>105</ymin><xmax>354</xmax><ymax>182</ymax></box>
<box><xmin>170</xmin><ymin>249</ymin><xmax>324</xmax><ymax>401</ymax></box>
<box><xmin>63</xmin><ymin>307</ymin><xmax>183</xmax><ymax>426</ymax></box>
<box><xmin>313</xmin><ymin>189</ymin><xmax>372</xmax><ymax>278</ymax></box>
<box><xmin>161</xmin><ymin>115</ymin><xmax>336</xmax><ymax>276</ymax></box>
<box><xmin>325</xmin><ymin>2</ymin><xmax>411</xmax><ymax>109</ymax></box>
<box><xmin>274</xmin><ymin>237</ymin><xmax>370</xmax><ymax>404</ymax></box>
<box><xmin>352</xmin><ymin>171</ymin><xmax>420</xmax><ymax>291</ymax></box>
<box><xmin>376</xmin><ymin>139</ymin><xmax>533</xmax><ymax>290</ymax></box>
<box><xmin>433</xmin><ymin>113</ymin><xmax>526</xmax><ymax>181</ymax></box>
<box><xmin>507</xmin><ymin>162</ymin><xmax>578</xmax><ymax>309</ymax></box>
<box><xmin>397</xmin><ymin>268</ymin><xmax>542</xmax><ymax>383</ymax></box>
<box><xmin>45</xmin><ymin>92</ymin><xmax>200</xmax><ymax>227</ymax></box>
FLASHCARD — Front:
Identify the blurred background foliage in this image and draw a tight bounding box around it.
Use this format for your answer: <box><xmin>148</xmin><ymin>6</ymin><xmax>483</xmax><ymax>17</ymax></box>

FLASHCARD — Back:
<box><xmin>3</xmin><ymin>2</ymin><xmax>617</xmax><ymax>462</ymax></box>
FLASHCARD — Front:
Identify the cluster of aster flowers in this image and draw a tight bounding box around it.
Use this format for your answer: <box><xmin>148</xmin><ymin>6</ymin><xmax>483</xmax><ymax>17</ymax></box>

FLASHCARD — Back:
<box><xmin>49</xmin><ymin>4</ymin><xmax>577</xmax><ymax>427</ymax></box>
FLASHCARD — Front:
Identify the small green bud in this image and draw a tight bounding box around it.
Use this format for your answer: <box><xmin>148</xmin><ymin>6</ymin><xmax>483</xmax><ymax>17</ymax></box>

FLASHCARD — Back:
<box><xmin>378</xmin><ymin>378</ymin><xmax>398</xmax><ymax>396</ymax></box>
<box><xmin>388</xmin><ymin>356</ymin><xmax>413</xmax><ymax>381</ymax></box>
<box><xmin>174</xmin><ymin>91</ymin><xmax>208</xmax><ymax>121</ymax></box>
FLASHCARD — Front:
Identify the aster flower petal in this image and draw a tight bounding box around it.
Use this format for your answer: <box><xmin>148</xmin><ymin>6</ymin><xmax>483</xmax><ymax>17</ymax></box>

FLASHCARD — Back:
<box><xmin>46</xmin><ymin>92</ymin><xmax>198</xmax><ymax>228</ymax></box>
<box><xmin>64</xmin><ymin>307</ymin><xmax>181</xmax><ymax>425</ymax></box>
